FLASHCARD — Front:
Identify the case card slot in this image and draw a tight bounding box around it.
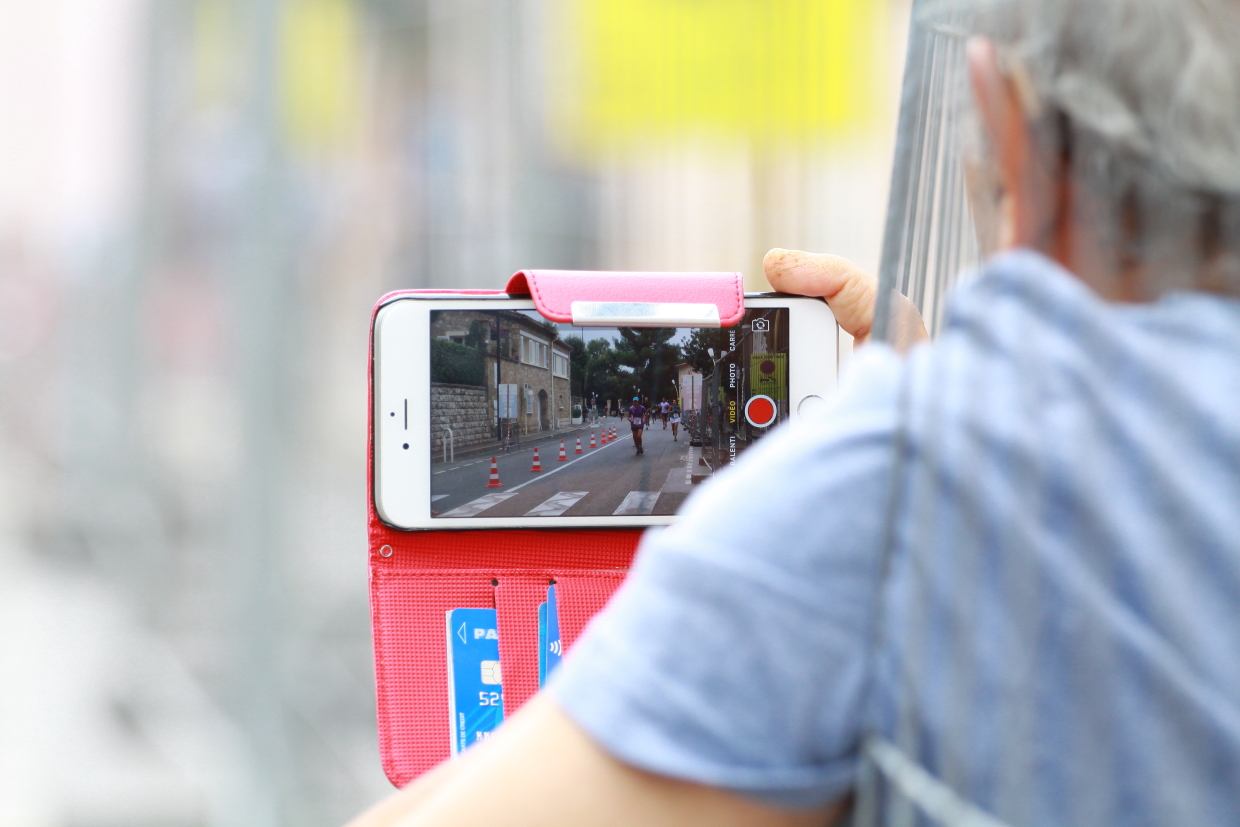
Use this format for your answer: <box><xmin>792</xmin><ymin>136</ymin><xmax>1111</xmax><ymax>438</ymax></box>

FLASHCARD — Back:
<box><xmin>551</xmin><ymin>573</ymin><xmax>628</xmax><ymax>652</ymax></box>
<box><xmin>370</xmin><ymin>569</ymin><xmax>497</xmax><ymax>787</ymax></box>
<box><xmin>569</xmin><ymin>300</ymin><xmax>721</xmax><ymax>328</ymax></box>
<box><xmin>490</xmin><ymin>572</ymin><xmax>628</xmax><ymax>716</ymax></box>
<box><xmin>493</xmin><ymin>575</ymin><xmax>552</xmax><ymax>716</ymax></box>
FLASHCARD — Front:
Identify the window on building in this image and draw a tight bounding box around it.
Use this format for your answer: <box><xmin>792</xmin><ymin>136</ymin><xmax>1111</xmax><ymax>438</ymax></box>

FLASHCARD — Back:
<box><xmin>521</xmin><ymin>333</ymin><xmax>549</xmax><ymax>368</ymax></box>
<box><xmin>553</xmin><ymin>352</ymin><xmax>569</xmax><ymax>379</ymax></box>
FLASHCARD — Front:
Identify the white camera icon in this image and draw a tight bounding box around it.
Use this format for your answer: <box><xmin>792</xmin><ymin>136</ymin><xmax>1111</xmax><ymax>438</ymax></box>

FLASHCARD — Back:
<box><xmin>751</xmin><ymin>318</ymin><xmax>770</xmax><ymax>332</ymax></box>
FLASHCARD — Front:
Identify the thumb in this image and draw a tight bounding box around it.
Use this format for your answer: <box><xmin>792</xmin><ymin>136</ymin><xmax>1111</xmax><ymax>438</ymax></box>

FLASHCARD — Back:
<box><xmin>763</xmin><ymin>248</ymin><xmax>877</xmax><ymax>341</ymax></box>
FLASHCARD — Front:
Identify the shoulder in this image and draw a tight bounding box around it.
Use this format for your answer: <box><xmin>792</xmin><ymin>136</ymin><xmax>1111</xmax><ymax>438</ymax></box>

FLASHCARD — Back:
<box><xmin>903</xmin><ymin>248</ymin><xmax>1240</xmax><ymax>429</ymax></box>
<box><xmin>930</xmin><ymin>249</ymin><xmax>1108</xmax><ymax>364</ymax></box>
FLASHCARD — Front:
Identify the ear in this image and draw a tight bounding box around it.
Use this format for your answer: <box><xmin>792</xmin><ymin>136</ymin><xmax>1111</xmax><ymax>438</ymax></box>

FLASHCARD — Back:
<box><xmin>966</xmin><ymin>37</ymin><xmax>1056</xmax><ymax>251</ymax></box>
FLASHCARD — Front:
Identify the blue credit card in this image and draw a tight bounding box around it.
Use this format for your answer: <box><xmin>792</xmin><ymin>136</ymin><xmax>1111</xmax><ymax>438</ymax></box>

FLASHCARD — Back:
<box><xmin>545</xmin><ymin>583</ymin><xmax>562</xmax><ymax>678</ymax></box>
<box><xmin>446</xmin><ymin>608</ymin><xmax>503</xmax><ymax>754</ymax></box>
<box><xmin>537</xmin><ymin>601</ymin><xmax>548</xmax><ymax>688</ymax></box>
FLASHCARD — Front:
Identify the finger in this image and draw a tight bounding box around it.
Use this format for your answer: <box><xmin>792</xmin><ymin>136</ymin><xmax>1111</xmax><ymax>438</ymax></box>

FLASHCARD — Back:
<box><xmin>763</xmin><ymin>248</ymin><xmax>877</xmax><ymax>340</ymax></box>
<box><xmin>886</xmin><ymin>303</ymin><xmax>929</xmax><ymax>351</ymax></box>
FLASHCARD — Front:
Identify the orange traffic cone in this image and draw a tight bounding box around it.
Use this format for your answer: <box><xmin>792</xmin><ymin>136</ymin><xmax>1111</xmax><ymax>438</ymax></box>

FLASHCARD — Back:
<box><xmin>530</xmin><ymin>447</ymin><xmax>543</xmax><ymax>472</ymax></box>
<box><xmin>486</xmin><ymin>457</ymin><xmax>503</xmax><ymax>487</ymax></box>
<box><xmin>589</xmin><ymin>431</ymin><xmax>597</xmax><ymax>448</ymax></box>
<box><xmin>558</xmin><ymin>440</ymin><xmax>568</xmax><ymax>462</ymax></box>
<box><xmin>574</xmin><ymin>436</ymin><xmax>583</xmax><ymax>454</ymax></box>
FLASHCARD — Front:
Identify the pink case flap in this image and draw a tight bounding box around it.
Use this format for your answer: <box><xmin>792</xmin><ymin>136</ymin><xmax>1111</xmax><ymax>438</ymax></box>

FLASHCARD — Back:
<box><xmin>505</xmin><ymin>270</ymin><xmax>746</xmax><ymax>326</ymax></box>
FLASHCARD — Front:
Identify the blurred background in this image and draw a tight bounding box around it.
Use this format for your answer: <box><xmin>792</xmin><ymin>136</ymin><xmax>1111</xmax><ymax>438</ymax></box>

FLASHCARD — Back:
<box><xmin>0</xmin><ymin>1</ymin><xmax>908</xmax><ymax>824</ymax></box>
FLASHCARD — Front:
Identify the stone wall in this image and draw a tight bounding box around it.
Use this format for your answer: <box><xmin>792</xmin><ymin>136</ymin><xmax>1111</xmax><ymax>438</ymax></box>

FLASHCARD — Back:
<box><xmin>431</xmin><ymin>383</ymin><xmax>493</xmax><ymax>456</ymax></box>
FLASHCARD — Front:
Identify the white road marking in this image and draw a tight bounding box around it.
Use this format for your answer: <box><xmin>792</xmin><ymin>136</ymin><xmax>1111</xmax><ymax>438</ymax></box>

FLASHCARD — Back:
<box><xmin>432</xmin><ymin>429</ymin><xmax>621</xmax><ymax>475</ymax></box>
<box><xmin>662</xmin><ymin>466</ymin><xmax>691</xmax><ymax>494</ymax></box>
<box><xmin>506</xmin><ymin>433</ymin><xmax>631</xmax><ymax>492</ymax></box>
<box><xmin>432</xmin><ymin>494</ymin><xmax>450</xmax><ymax>502</ymax></box>
<box><xmin>613</xmin><ymin>491</ymin><xmax>660</xmax><ymax>516</ymax></box>
<box><xmin>439</xmin><ymin>491</ymin><xmax>518</xmax><ymax>517</ymax></box>
<box><xmin>433</xmin><ymin>457</ymin><xmax>489</xmax><ymax>475</ymax></box>
<box><xmin>525</xmin><ymin>491</ymin><xmax>588</xmax><ymax>517</ymax></box>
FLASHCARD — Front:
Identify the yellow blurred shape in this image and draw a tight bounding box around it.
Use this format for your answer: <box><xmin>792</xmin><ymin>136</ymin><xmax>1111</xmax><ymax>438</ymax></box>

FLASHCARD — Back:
<box><xmin>280</xmin><ymin>0</ymin><xmax>360</xmax><ymax>148</ymax></box>
<box><xmin>553</xmin><ymin>0</ymin><xmax>888</xmax><ymax>151</ymax></box>
<box><xmin>193</xmin><ymin>0</ymin><xmax>236</xmax><ymax>108</ymax></box>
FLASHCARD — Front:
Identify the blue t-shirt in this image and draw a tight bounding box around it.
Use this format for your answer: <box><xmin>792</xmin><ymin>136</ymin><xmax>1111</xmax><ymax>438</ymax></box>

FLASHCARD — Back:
<box><xmin>551</xmin><ymin>251</ymin><xmax>1240</xmax><ymax>823</ymax></box>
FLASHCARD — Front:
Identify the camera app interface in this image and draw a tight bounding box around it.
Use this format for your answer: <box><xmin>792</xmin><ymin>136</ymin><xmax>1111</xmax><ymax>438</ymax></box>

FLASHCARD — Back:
<box><xmin>428</xmin><ymin>308</ymin><xmax>789</xmax><ymax>519</ymax></box>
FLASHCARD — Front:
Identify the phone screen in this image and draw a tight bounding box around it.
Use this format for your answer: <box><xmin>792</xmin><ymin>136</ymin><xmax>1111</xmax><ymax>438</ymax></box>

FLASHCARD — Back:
<box><xmin>428</xmin><ymin>308</ymin><xmax>789</xmax><ymax>520</ymax></box>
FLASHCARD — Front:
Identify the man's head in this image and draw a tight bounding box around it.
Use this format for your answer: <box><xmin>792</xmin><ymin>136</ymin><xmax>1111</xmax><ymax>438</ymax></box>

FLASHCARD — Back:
<box><xmin>956</xmin><ymin>0</ymin><xmax>1240</xmax><ymax>300</ymax></box>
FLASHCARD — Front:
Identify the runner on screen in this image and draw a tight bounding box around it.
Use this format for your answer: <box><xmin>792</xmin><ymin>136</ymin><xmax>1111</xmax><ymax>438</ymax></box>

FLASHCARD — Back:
<box><xmin>628</xmin><ymin>397</ymin><xmax>646</xmax><ymax>456</ymax></box>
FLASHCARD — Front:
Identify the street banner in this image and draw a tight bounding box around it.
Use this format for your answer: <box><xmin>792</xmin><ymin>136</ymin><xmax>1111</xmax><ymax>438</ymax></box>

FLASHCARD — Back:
<box><xmin>750</xmin><ymin>354</ymin><xmax>786</xmax><ymax>399</ymax></box>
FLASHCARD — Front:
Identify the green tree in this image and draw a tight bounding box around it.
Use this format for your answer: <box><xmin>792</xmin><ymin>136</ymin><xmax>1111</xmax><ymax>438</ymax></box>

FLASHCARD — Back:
<box><xmin>431</xmin><ymin>339</ymin><xmax>484</xmax><ymax>385</ymax></box>
<box><xmin>681</xmin><ymin>328</ymin><xmax>728</xmax><ymax>375</ymax></box>
<box><xmin>581</xmin><ymin>339</ymin><xmax>630</xmax><ymax>409</ymax></box>
<box><xmin>464</xmin><ymin>319</ymin><xmax>492</xmax><ymax>349</ymax></box>
<box><xmin>613</xmin><ymin>328</ymin><xmax>682</xmax><ymax>401</ymax></box>
<box><xmin>563</xmin><ymin>335</ymin><xmax>589</xmax><ymax>397</ymax></box>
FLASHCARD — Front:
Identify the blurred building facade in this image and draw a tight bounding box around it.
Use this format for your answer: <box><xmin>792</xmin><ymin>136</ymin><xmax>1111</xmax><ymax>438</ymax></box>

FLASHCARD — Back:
<box><xmin>0</xmin><ymin>1</ymin><xmax>907</xmax><ymax>825</ymax></box>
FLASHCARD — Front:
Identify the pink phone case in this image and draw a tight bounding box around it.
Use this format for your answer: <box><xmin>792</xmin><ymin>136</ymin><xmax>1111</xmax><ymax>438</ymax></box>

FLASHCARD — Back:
<box><xmin>368</xmin><ymin>270</ymin><xmax>744</xmax><ymax>786</ymax></box>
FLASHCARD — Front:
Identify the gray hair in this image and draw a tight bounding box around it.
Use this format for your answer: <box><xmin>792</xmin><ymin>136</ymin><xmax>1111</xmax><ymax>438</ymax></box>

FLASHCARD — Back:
<box><xmin>968</xmin><ymin>0</ymin><xmax>1240</xmax><ymax>194</ymax></box>
<box><xmin>928</xmin><ymin>0</ymin><xmax>1240</xmax><ymax>295</ymax></box>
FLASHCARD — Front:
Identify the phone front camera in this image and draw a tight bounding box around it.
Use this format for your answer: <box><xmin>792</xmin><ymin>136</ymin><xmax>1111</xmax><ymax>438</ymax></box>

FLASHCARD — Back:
<box><xmin>390</xmin><ymin>412</ymin><xmax>395</xmax><ymax>417</ymax></box>
<box><xmin>403</xmin><ymin>443</ymin><xmax>409</xmax><ymax>450</ymax></box>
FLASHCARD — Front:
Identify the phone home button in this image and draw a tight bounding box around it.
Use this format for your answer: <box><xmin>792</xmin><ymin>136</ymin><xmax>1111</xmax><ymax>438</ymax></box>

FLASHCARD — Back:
<box><xmin>797</xmin><ymin>394</ymin><xmax>828</xmax><ymax>417</ymax></box>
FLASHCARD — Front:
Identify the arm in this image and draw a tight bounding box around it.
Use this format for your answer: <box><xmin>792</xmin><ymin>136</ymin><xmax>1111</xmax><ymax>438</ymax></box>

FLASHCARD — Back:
<box><xmin>346</xmin><ymin>693</ymin><xmax>848</xmax><ymax>827</ymax></box>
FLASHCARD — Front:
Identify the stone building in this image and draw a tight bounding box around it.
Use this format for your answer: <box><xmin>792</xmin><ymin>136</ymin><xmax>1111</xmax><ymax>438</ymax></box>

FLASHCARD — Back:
<box><xmin>430</xmin><ymin>309</ymin><xmax>574</xmax><ymax>455</ymax></box>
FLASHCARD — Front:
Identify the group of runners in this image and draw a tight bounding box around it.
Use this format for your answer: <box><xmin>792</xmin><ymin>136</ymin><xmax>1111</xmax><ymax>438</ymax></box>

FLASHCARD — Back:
<box><xmin>625</xmin><ymin>396</ymin><xmax>682</xmax><ymax>455</ymax></box>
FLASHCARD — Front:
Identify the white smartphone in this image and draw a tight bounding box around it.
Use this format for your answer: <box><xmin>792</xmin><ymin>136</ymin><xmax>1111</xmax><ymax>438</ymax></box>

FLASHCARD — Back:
<box><xmin>373</xmin><ymin>295</ymin><xmax>840</xmax><ymax>530</ymax></box>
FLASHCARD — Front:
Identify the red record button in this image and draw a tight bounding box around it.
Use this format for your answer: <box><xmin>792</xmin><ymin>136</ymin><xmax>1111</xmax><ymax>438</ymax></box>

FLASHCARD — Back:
<box><xmin>744</xmin><ymin>394</ymin><xmax>778</xmax><ymax>428</ymax></box>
